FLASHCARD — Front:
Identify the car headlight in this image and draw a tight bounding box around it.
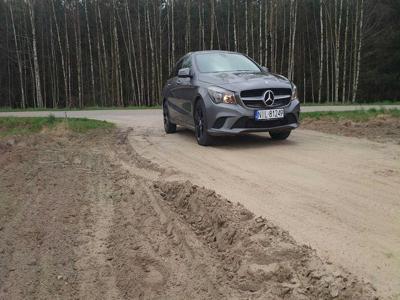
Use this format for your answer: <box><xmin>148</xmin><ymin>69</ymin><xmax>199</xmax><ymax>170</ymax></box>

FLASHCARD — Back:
<box><xmin>207</xmin><ymin>87</ymin><xmax>236</xmax><ymax>104</ymax></box>
<box><xmin>291</xmin><ymin>84</ymin><xmax>298</xmax><ymax>100</ymax></box>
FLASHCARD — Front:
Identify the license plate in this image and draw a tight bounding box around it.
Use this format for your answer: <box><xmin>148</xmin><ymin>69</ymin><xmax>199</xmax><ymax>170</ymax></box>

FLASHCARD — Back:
<box><xmin>255</xmin><ymin>109</ymin><xmax>284</xmax><ymax>120</ymax></box>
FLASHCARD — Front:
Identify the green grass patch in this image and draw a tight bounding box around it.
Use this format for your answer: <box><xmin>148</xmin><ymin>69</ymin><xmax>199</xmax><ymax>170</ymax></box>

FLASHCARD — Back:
<box><xmin>0</xmin><ymin>105</ymin><xmax>161</xmax><ymax>112</ymax></box>
<box><xmin>301</xmin><ymin>100</ymin><xmax>400</xmax><ymax>106</ymax></box>
<box><xmin>302</xmin><ymin>108</ymin><xmax>400</xmax><ymax>122</ymax></box>
<box><xmin>64</xmin><ymin>118</ymin><xmax>115</xmax><ymax>133</ymax></box>
<box><xmin>0</xmin><ymin>115</ymin><xmax>114</xmax><ymax>137</ymax></box>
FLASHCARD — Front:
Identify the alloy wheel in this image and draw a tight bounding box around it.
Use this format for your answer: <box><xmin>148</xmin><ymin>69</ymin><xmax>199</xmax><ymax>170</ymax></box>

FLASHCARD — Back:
<box><xmin>195</xmin><ymin>106</ymin><xmax>204</xmax><ymax>140</ymax></box>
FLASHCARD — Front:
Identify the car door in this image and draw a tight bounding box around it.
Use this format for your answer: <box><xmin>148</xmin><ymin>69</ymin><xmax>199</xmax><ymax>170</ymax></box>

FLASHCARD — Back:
<box><xmin>172</xmin><ymin>55</ymin><xmax>198</xmax><ymax>127</ymax></box>
<box><xmin>166</xmin><ymin>58</ymin><xmax>184</xmax><ymax>124</ymax></box>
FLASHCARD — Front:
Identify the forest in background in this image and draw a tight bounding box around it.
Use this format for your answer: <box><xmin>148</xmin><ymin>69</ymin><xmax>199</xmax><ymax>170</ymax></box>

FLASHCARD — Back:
<box><xmin>0</xmin><ymin>0</ymin><xmax>399</xmax><ymax>109</ymax></box>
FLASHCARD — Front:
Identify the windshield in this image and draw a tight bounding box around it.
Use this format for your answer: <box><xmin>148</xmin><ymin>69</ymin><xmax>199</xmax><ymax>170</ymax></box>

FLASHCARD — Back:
<box><xmin>195</xmin><ymin>53</ymin><xmax>261</xmax><ymax>73</ymax></box>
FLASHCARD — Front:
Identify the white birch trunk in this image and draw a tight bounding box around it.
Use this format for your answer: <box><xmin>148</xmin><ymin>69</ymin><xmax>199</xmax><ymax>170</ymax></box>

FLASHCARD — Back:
<box><xmin>352</xmin><ymin>0</ymin><xmax>364</xmax><ymax>103</ymax></box>
<box><xmin>318</xmin><ymin>0</ymin><xmax>324</xmax><ymax>103</ymax></box>
<box><xmin>28</xmin><ymin>0</ymin><xmax>43</xmax><ymax>108</ymax></box>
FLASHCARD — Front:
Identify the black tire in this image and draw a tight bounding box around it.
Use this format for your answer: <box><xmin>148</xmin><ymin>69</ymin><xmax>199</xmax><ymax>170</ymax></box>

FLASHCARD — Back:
<box><xmin>269</xmin><ymin>130</ymin><xmax>291</xmax><ymax>140</ymax></box>
<box><xmin>163</xmin><ymin>101</ymin><xmax>177</xmax><ymax>134</ymax></box>
<box><xmin>194</xmin><ymin>100</ymin><xmax>213</xmax><ymax>146</ymax></box>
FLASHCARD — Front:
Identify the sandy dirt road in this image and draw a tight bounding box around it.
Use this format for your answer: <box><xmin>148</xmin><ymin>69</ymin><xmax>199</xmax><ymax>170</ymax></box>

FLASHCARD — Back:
<box><xmin>1</xmin><ymin>106</ymin><xmax>399</xmax><ymax>298</ymax></box>
<box><xmin>0</xmin><ymin>129</ymin><xmax>375</xmax><ymax>299</ymax></box>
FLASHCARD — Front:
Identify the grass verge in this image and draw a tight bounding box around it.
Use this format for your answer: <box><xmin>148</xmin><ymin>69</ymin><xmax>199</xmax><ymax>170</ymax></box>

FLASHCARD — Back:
<box><xmin>0</xmin><ymin>115</ymin><xmax>114</xmax><ymax>137</ymax></box>
<box><xmin>301</xmin><ymin>100</ymin><xmax>400</xmax><ymax>106</ymax></box>
<box><xmin>301</xmin><ymin>108</ymin><xmax>400</xmax><ymax>122</ymax></box>
<box><xmin>0</xmin><ymin>105</ymin><xmax>161</xmax><ymax>112</ymax></box>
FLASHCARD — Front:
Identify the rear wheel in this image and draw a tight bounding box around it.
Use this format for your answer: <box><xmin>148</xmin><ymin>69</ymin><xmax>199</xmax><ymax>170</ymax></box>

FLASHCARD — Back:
<box><xmin>269</xmin><ymin>130</ymin><xmax>291</xmax><ymax>140</ymax></box>
<box><xmin>194</xmin><ymin>100</ymin><xmax>213</xmax><ymax>146</ymax></box>
<box><xmin>163</xmin><ymin>101</ymin><xmax>176</xmax><ymax>134</ymax></box>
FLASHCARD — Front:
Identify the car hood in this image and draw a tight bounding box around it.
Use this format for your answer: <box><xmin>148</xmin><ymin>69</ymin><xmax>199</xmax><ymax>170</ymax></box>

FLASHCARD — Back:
<box><xmin>197</xmin><ymin>72</ymin><xmax>292</xmax><ymax>92</ymax></box>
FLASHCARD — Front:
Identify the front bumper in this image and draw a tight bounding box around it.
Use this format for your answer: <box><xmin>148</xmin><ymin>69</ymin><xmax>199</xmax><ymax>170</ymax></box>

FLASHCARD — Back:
<box><xmin>206</xmin><ymin>98</ymin><xmax>300</xmax><ymax>136</ymax></box>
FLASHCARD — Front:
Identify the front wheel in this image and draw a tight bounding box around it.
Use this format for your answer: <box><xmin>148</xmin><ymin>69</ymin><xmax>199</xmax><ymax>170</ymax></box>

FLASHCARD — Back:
<box><xmin>269</xmin><ymin>130</ymin><xmax>291</xmax><ymax>140</ymax></box>
<box><xmin>194</xmin><ymin>101</ymin><xmax>213</xmax><ymax>146</ymax></box>
<box><xmin>163</xmin><ymin>102</ymin><xmax>177</xmax><ymax>134</ymax></box>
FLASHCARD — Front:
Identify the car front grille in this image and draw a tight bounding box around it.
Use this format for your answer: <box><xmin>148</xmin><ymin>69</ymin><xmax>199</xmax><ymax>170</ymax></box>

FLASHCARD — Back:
<box><xmin>232</xmin><ymin>113</ymin><xmax>297</xmax><ymax>129</ymax></box>
<box><xmin>241</xmin><ymin>98</ymin><xmax>291</xmax><ymax>108</ymax></box>
<box><xmin>240</xmin><ymin>88</ymin><xmax>292</xmax><ymax>109</ymax></box>
<box><xmin>240</xmin><ymin>88</ymin><xmax>292</xmax><ymax>98</ymax></box>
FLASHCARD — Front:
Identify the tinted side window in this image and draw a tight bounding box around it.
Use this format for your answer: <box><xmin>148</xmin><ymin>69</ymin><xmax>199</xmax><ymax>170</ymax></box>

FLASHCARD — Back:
<box><xmin>182</xmin><ymin>55</ymin><xmax>192</xmax><ymax>69</ymax></box>
<box><xmin>171</xmin><ymin>57</ymin><xmax>184</xmax><ymax>77</ymax></box>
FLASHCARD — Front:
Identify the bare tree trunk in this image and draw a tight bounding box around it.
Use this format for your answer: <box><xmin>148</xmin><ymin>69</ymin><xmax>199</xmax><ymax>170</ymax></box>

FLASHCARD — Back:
<box><xmin>281</xmin><ymin>2</ymin><xmax>286</xmax><ymax>73</ymax></box>
<box><xmin>233</xmin><ymin>0</ymin><xmax>238</xmax><ymax>51</ymax></box>
<box><xmin>333</xmin><ymin>0</ymin><xmax>343</xmax><ymax>103</ymax></box>
<box><xmin>84</xmin><ymin>0</ymin><xmax>95</xmax><ymax>104</ymax></box>
<box><xmin>258</xmin><ymin>1</ymin><xmax>262</xmax><ymax>63</ymax></box>
<box><xmin>214</xmin><ymin>8</ymin><xmax>221</xmax><ymax>49</ymax></box>
<box><xmin>306</xmin><ymin>12</ymin><xmax>315</xmax><ymax>103</ymax></box>
<box><xmin>210</xmin><ymin>0</ymin><xmax>215</xmax><ymax>49</ymax></box>
<box><xmin>227</xmin><ymin>0</ymin><xmax>231</xmax><ymax>50</ymax></box>
<box><xmin>351</xmin><ymin>0</ymin><xmax>359</xmax><ymax>103</ymax></box>
<box><xmin>26</xmin><ymin>30</ymin><xmax>36</xmax><ymax>107</ymax></box>
<box><xmin>303</xmin><ymin>33</ymin><xmax>306</xmax><ymax>103</ymax></box>
<box><xmin>352</xmin><ymin>0</ymin><xmax>364</xmax><ymax>103</ymax></box>
<box><xmin>65</xmin><ymin>5</ymin><xmax>72</xmax><ymax>107</ymax></box>
<box><xmin>51</xmin><ymin>0</ymin><xmax>68</xmax><ymax>107</ymax></box>
<box><xmin>118</xmin><ymin>2</ymin><xmax>131</xmax><ymax>103</ymax></box>
<box><xmin>290</xmin><ymin>0</ymin><xmax>298</xmax><ymax>81</ymax></box>
<box><xmin>73</xmin><ymin>0</ymin><xmax>83</xmax><ymax>108</ymax></box>
<box><xmin>152</xmin><ymin>2</ymin><xmax>160</xmax><ymax>102</ymax></box>
<box><xmin>94</xmin><ymin>3</ymin><xmax>104</xmax><ymax>106</ymax></box>
<box><xmin>158</xmin><ymin>3</ymin><xmax>163</xmax><ymax>102</ymax></box>
<box><xmin>269</xmin><ymin>0</ymin><xmax>275</xmax><ymax>71</ymax></box>
<box><xmin>325</xmin><ymin>10</ymin><xmax>330</xmax><ymax>102</ymax></box>
<box><xmin>137</xmin><ymin>0</ymin><xmax>144</xmax><ymax>104</ymax></box>
<box><xmin>168</xmin><ymin>2</ymin><xmax>171</xmax><ymax>74</ymax></box>
<box><xmin>274</xmin><ymin>1</ymin><xmax>278</xmax><ymax>72</ymax></box>
<box><xmin>245</xmin><ymin>0</ymin><xmax>249</xmax><ymax>54</ymax></box>
<box><xmin>347</xmin><ymin>3</ymin><xmax>354</xmax><ymax>104</ymax></box>
<box><xmin>9</xmin><ymin>1</ymin><xmax>26</xmax><ymax>108</ymax></box>
<box><xmin>251</xmin><ymin>2</ymin><xmax>255</xmax><ymax>57</ymax></box>
<box><xmin>198</xmin><ymin>1</ymin><xmax>202</xmax><ymax>50</ymax></box>
<box><xmin>28</xmin><ymin>0</ymin><xmax>43</xmax><ymax>108</ymax></box>
<box><xmin>288</xmin><ymin>0</ymin><xmax>292</xmax><ymax>77</ymax></box>
<box><xmin>111</xmin><ymin>0</ymin><xmax>123</xmax><ymax>106</ymax></box>
<box><xmin>49</xmin><ymin>18</ymin><xmax>59</xmax><ymax>108</ymax></box>
<box><xmin>6</xmin><ymin>13</ymin><xmax>11</xmax><ymax>107</ymax></box>
<box><xmin>171</xmin><ymin>0</ymin><xmax>175</xmax><ymax>64</ymax></box>
<box><xmin>41</xmin><ymin>24</ymin><xmax>47</xmax><ymax>108</ymax></box>
<box><xmin>264</xmin><ymin>0</ymin><xmax>268</xmax><ymax>66</ymax></box>
<box><xmin>185</xmin><ymin>0</ymin><xmax>191</xmax><ymax>53</ymax></box>
<box><xmin>124</xmin><ymin>0</ymin><xmax>139</xmax><ymax>104</ymax></box>
<box><xmin>318</xmin><ymin>0</ymin><xmax>324</xmax><ymax>103</ymax></box>
<box><xmin>201</xmin><ymin>2</ymin><xmax>205</xmax><ymax>50</ymax></box>
<box><xmin>342</xmin><ymin>0</ymin><xmax>350</xmax><ymax>103</ymax></box>
<box><xmin>146</xmin><ymin>2</ymin><xmax>156</xmax><ymax>103</ymax></box>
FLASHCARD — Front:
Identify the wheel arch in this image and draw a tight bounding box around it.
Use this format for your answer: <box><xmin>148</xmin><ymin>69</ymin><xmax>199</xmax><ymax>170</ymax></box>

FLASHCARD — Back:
<box><xmin>193</xmin><ymin>95</ymin><xmax>203</xmax><ymax>118</ymax></box>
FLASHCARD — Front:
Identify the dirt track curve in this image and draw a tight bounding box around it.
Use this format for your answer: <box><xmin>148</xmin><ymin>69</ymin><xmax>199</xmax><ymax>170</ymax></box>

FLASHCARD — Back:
<box><xmin>1</xmin><ymin>106</ymin><xmax>399</xmax><ymax>299</ymax></box>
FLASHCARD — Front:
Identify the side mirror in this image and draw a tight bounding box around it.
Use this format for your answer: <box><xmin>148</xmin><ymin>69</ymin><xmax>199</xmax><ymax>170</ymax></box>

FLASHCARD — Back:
<box><xmin>262</xmin><ymin>66</ymin><xmax>270</xmax><ymax>73</ymax></box>
<box><xmin>178</xmin><ymin>68</ymin><xmax>192</xmax><ymax>78</ymax></box>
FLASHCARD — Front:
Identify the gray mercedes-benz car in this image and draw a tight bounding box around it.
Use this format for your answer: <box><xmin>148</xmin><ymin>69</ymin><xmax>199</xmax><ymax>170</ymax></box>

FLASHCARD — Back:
<box><xmin>162</xmin><ymin>51</ymin><xmax>300</xmax><ymax>146</ymax></box>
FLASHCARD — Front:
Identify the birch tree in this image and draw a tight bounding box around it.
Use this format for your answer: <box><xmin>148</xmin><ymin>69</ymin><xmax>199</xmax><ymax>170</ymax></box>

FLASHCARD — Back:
<box><xmin>0</xmin><ymin>0</ymin><xmax>387</xmax><ymax>108</ymax></box>
<box><xmin>28</xmin><ymin>0</ymin><xmax>43</xmax><ymax>108</ymax></box>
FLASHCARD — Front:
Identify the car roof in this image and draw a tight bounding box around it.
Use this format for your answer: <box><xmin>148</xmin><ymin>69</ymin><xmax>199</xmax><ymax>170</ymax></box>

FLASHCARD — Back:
<box><xmin>190</xmin><ymin>50</ymin><xmax>244</xmax><ymax>56</ymax></box>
